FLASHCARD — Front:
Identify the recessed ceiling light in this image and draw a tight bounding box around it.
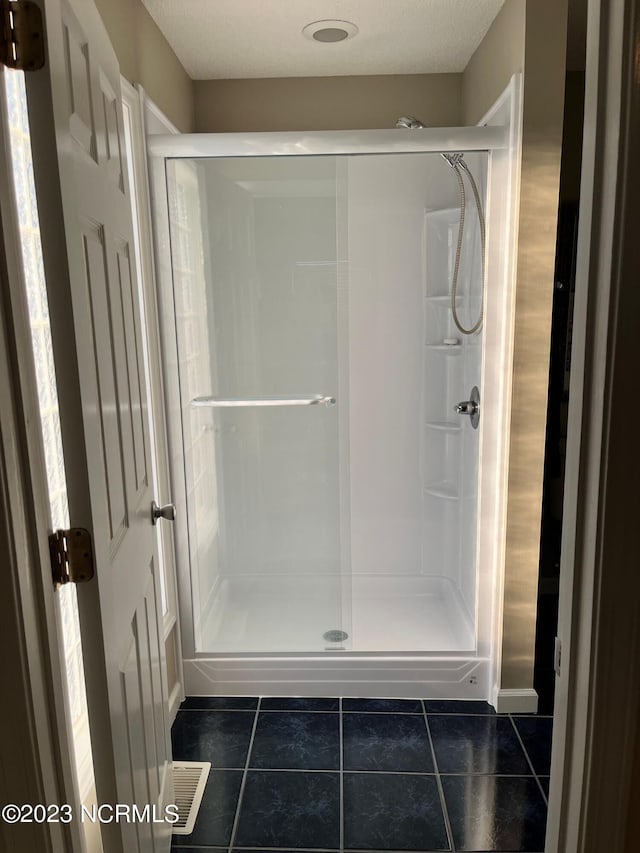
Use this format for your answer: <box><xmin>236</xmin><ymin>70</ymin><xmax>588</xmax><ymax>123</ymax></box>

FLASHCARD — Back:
<box><xmin>302</xmin><ymin>20</ymin><xmax>359</xmax><ymax>43</ymax></box>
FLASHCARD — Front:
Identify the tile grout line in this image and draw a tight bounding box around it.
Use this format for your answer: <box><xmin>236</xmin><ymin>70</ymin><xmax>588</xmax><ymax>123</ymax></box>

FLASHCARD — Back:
<box><xmin>183</xmin><ymin>766</ymin><xmax>542</xmax><ymax>777</ymax></box>
<box><xmin>179</xmin><ymin>706</ymin><xmax>538</xmax><ymax>717</ymax></box>
<box><xmin>179</xmin><ymin>708</ymin><xmax>258</xmax><ymax>713</ymax></box>
<box><xmin>176</xmin><ymin>848</ymin><xmax>539</xmax><ymax>853</ymax></box>
<box><xmin>227</xmin><ymin>698</ymin><xmax>262</xmax><ymax>853</ymax></box>
<box><xmin>508</xmin><ymin>714</ymin><xmax>549</xmax><ymax>805</ymax></box>
<box><xmin>175</xmin><ymin>844</ymin><xmax>544</xmax><ymax>853</ymax></box>
<box><xmin>339</xmin><ymin>697</ymin><xmax>344</xmax><ymax>853</ymax></box>
<box><xmin>177</xmin><ymin>847</ymin><xmax>455</xmax><ymax>852</ymax></box>
<box><xmin>422</xmin><ymin>700</ymin><xmax>456</xmax><ymax>853</ymax></box>
<box><xmin>183</xmin><ymin>708</ymin><xmax>323</xmax><ymax>712</ymax></box>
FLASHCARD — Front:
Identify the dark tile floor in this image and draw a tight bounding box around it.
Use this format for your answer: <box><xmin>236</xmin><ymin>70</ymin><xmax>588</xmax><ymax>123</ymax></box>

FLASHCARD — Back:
<box><xmin>171</xmin><ymin>698</ymin><xmax>552</xmax><ymax>853</ymax></box>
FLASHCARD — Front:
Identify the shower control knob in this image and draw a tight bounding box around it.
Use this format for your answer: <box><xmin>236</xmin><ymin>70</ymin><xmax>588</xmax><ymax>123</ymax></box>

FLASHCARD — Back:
<box><xmin>454</xmin><ymin>401</ymin><xmax>477</xmax><ymax>415</ymax></box>
<box><xmin>454</xmin><ymin>386</ymin><xmax>480</xmax><ymax>429</ymax></box>
<box><xmin>151</xmin><ymin>500</ymin><xmax>176</xmax><ymax>525</ymax></box>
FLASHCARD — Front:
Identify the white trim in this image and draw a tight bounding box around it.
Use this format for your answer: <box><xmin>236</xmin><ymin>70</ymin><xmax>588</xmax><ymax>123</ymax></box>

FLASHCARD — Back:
<box><xmin>148</xmin><ymin>138</ymin><xmax>196</xmax><ymax>664</ymax></box>
<box><xmin>475</xmin><ymin>74</ymin><xmax>524</xmax><ymax>713</ymax></box>
<box><xmin>148</xmin><ymin>126</ymin><xmax>508</xmax><ymax>158</ymax></box>
<box><xmin>142</xmin><ymin>89</ymin><xmax>189</xmax><ymax>707</ymax></box>
<box><xmin>492</xmin><ymin>688</ymin><xmax>539</xmax><ymax>715</ymax></box>
<box><xmin>120</xmin><ymin>80</ymin><xmax>184</xmax><ymax>705</ymax></box>
<box><xmin>0</xmin><ymin>310</ymin><xmax>77</xmax><ymax>853</ymax></box>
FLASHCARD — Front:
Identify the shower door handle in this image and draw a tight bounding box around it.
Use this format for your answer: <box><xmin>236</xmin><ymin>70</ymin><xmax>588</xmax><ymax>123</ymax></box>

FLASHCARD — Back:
<box><xmin>191</xmin><ymin>395</ymin><xmax>336</xmax><ymax>408</ymax></box>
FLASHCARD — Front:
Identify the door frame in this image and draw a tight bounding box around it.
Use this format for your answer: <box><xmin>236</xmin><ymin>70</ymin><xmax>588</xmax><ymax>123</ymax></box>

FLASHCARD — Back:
<box><xmin>0</xmin><ymin>70</ymin><xmax>84</xmax><ymax>853</ymax></box>
<box><xmin>0</xmin><ymin>228</ymin><xmax>76</xmax><ymax>853</ymax></box>
<box><xmin>545</xmin><ymin>0</ymin><xmax>640</xmax><ymax>849</ymax></box>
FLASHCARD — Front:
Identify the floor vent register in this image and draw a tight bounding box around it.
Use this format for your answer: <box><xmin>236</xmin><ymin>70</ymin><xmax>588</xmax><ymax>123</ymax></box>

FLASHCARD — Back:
<box><xmin>171</xmin><ymin>761</ymin><xmax>211</xmax><ymax>835</ymax></box>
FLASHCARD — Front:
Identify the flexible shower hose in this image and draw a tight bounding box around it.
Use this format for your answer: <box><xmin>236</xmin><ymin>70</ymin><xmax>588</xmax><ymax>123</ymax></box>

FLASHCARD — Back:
<box><xmin>449</xmin><ymin>161</ymin><xmax>486</xmax><ymax>335</ymax></box>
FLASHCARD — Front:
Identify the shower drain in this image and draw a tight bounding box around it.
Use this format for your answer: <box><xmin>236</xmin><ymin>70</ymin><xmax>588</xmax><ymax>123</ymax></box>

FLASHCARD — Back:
<box><xmin>323</xmin><ymin>629</ymin><xmax>349</xmax><ymax>643</ymax></box>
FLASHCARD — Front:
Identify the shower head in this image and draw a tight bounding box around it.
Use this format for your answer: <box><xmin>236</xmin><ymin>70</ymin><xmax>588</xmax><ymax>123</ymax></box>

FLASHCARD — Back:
<box><xmin>395</xmin><ymin>116</ymin><xmax>425</xmax><ymax>129</ymax></box>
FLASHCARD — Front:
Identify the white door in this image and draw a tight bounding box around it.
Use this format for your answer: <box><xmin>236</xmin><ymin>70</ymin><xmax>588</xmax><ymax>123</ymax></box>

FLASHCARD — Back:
<box><xmin>25</xmin><ymin>1</ymin><xmax>172</xmax><ymax>851</ymax></box>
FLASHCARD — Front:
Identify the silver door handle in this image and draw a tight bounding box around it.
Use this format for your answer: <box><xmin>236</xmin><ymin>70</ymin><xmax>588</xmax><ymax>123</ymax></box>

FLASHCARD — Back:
<box><xmin>151</xmin><ymin>501</ymin><xmax>176</xmax><ymax>525</ymax></box>
<box><xmin>190</xmin><ymin>395</ymin><xmax>336</xmax><ymax>408</ymax></box>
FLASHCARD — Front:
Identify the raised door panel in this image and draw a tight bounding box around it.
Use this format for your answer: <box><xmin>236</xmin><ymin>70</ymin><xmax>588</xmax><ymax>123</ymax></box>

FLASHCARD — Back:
<box><xmin>120</xmin><ymin>563</ymin><xmax>170</xmax><ymax>853</ymax></box>
<box><xmin>114</xmin><ymin>239</ymin><xmax>149</xmax><ymax>500</ymax></box>
<box><xmin>62</xmin><ymin>7</ymin><xmax>97</xmax><ymax>162</ymax></box>
<box><xmin>80</xmin><ymin>219</ymin><xmax>128</xmax><ymax>547</ymax></box>
<box><xmin>99</xmin><ymin>71</ymin><xmax>125</xmax><ymax>192</ymax></box>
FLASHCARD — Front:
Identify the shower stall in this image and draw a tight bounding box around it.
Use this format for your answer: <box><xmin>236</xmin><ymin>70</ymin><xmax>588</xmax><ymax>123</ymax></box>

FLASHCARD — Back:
<box><xmin>149</xmin><ymin>81</ymin><xmax>521</xmax><ymax>701</ymax></box>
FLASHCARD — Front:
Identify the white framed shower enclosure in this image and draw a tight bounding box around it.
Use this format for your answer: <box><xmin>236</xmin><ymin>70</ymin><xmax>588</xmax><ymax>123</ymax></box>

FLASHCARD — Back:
<box><xmin>148</xmin><ymin>76</ymin><xmax>522</xmax><ymax>703</ymax></box>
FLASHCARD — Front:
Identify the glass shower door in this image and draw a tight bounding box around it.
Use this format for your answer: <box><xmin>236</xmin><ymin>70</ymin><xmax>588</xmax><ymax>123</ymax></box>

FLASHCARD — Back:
<box><xmin>166</xmin><ymin>155</ymin><xmax>350</xmax><ymax>653</ymax></box>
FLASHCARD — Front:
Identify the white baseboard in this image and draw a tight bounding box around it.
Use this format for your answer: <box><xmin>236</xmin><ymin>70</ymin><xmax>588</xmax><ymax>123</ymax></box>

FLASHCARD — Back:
<box><xmin>493</xmin><ymin>687</ymin><xmax>539</xmax><ymax>714</ymax></box>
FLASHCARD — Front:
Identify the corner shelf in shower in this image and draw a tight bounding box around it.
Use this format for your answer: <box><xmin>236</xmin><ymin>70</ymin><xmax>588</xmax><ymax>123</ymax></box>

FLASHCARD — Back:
<box><xmin>425</xmin><ymin>294</ymin><xmax>465</xmax><ymax>304</ymax></box>
<box><xmin>425</xmin><ymin>420</ymin><xmax>461</xmax><ymax>433</ymax></box>
<box><xmin>424</xmin><ymin>481</ymin><xmax>459</xmax><ymax>501</ymax></box>
<box><xmin>425</xmin><ymin>343</ymin><xmax>462</xmax><ymax>354</ymax></box>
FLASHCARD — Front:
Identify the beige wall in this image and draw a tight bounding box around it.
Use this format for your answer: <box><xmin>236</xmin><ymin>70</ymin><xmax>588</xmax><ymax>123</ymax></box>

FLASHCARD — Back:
<box><xmin>194</xmin><ymin>74</ymin><xmax>462</xmax><ymax>132</ymax></box>
<box><xmin>463</xmin><ymin>0</ymin><xmax>568</xmax><ymax>691</ymax></box>
<box><xmin>502</xmin><ymin>0</ymin><xmax>567</xmax><ymax>690</ymax></box>
<box><xmin>94</xmin><ymin>0</ymin><xmax>194</xmax><ymax>132</ymax></box>
<box><xmin>463</xmin><ymin>0</ymin><xmax>526</xmax><ymax>125</ymax></box>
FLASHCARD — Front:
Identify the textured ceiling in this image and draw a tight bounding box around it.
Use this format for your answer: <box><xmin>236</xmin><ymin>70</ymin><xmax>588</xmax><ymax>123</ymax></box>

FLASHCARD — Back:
<box><xmin>141</xmin><ymin>0</ymin><xmax>507</xmax><ymax>80</ymax></box>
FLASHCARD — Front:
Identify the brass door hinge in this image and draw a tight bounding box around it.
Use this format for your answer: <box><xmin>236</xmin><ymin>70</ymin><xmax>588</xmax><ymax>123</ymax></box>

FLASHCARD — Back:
<box><xmin>0</xmin><ymin>0</ymin><xmax>45</xmax><ymax>71</ymax></box>
<box><xmin>49</xmin><ymin>528</ymin><xmax>94</xmax><ymax>586</ymax></box>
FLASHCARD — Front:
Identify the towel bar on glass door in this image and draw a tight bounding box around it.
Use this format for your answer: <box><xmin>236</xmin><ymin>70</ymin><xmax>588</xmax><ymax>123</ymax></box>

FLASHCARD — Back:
<box><xmin>190</xmin><ymin>395</ymin><xmax>336</xmax><ymax>408</ymax></box>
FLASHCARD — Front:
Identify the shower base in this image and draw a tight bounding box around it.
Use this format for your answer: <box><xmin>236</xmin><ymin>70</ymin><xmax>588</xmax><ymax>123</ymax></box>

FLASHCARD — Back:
<box><xmin>351</xmin><ymin>574</ymin><xmax>474</xmax><ymax>652</ymax></box>
<box><xmin>183</xmin><ymin>575</ymin><xmax>491</xmax><ymax>700</ymax></box>
<box><xmin>184</xmin><ymin>574</ymin><xmax>488</xmax><ymax>700</ymax></box>
<box><xmin>199</xmin><ymin>574</ymin><xmax>474</xmax><ymax>654</ymax></box>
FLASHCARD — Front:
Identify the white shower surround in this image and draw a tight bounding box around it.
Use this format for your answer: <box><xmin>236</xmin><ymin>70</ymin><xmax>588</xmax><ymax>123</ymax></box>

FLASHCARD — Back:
<box><xmin>149</xmin><ymin>76</ymin><xmax>523</xmax><ymax>704</ymax></box>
